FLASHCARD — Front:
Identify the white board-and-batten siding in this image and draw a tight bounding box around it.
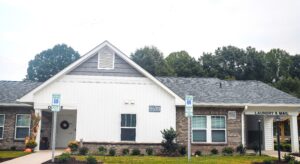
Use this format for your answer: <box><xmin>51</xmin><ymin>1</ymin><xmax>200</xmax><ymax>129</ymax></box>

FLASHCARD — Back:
<box><xmin>33</xmin><ymin>75</ymin><xmax>176</xmax><ymax>143</ymax></box>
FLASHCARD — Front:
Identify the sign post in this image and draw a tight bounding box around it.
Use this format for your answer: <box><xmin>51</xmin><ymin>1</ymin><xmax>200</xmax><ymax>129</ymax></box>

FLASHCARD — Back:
<box><xmin>50</xmin><ymin>94</ymin><xmax>61</xmax><ymax>163</ymax></box>
<box><xmin>185</xmin><ymin>95</ymin><xmax>193</xmax><ymax>162</ymax></box>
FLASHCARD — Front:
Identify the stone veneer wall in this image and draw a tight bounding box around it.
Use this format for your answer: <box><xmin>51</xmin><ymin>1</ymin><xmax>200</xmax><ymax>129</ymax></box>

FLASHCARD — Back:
<box><xmin>83</xmin><ymin>142</ymin><xmax>162</xmax><ymax>155</ymax></box>
<box><xmin>0</xmin><ymin>106</ymin><xmax>33</xmax><ymax>150</ymax></box>
<box><xmin>176</xmin><ymin>107</ymin><xmax>244</xmax><ymax>154</ymax></box>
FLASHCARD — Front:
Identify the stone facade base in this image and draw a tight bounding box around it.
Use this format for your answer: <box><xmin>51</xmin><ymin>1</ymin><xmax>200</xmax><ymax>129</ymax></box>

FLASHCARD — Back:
<box><xmin>83</xmin><ymin>142</ymin><xmax>162</xmax><ymax>155</ymax></box>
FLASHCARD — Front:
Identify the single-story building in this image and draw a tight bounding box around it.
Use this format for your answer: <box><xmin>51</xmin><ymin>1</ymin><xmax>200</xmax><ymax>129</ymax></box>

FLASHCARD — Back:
<box><xmin>1</xmin><ymin>41</ymin><xmax>300</xmax><ymax>154</ymax></box>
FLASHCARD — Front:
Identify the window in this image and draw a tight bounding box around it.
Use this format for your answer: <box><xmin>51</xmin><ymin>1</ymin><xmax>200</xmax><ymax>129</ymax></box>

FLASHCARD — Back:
<box><xmin>192</xmin><ymin>116</ymin><xmax>206</xmax><ymax>142</ymax></box>
<box><xmin>121</xmin><ymin>114</ymin><xmax>136</xmax><ymax>141</ymax></box>
<box><xmin>98</xmin><ymin>52</ymin><xmax>114</xmax><ymax>69</ymax></box>
<box><xmin>211</xmin><ymin>116</ymin><xmax>226</xmax><ymax>142</ymax></box>
<box><xmin>15</xmin><ymin>114</ymin><xmax>31</xmax><ymax>140</ymax></box>
<box><xmin>0</xmin><ymin>115</ymin><xmax>4</xmax><ymax>139</ymax></box>
<box><xmin>192</xmin><ymin>115</ymin><xmax>226</xmax><ymax>143</ymax></box>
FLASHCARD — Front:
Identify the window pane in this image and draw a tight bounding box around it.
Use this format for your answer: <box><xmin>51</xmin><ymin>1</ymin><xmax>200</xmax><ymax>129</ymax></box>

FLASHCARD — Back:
<box><xmin>211</xmin><ymin>116</ymin><xmax>225</xmax><ymax>129</ymax></box>
<box><xmin>121</xmin><ymin>114</ymin><xmax>126</xmax><ymax>127</ymax></box>
<box><xmin>192</xmin><ymin>116</ymin><xmax>206</xmax><ymax>129</ymax></box>
<box><xmin>212</xmin><ymin>130</ymin><xmax>225</xmax><ymax>142</ymax></box>
<box><xmin>121</xmin><ymin>114</ymin><xmax>136</xmax><ymax>127</ymax></box>
<box><xmin>16</xmin><ymin>127</ymin><xmax>29</xmax><ymax>139</ymax></box>
<box><xmin>17</xmin><ymin>115</ymin><xmax>30</xmax><ymax>126</ymax></box>
<box><xmin>0</xmin><ymin>127</ymin><xmax>3</xmax><ymax>138</ymax></box>
<box><xmin>0</xmin><ymin>115</ymin><xmax>4</xmax><ymax>126</ymax></box>
<box><xmin>121</xmin><ymin>128</ymin><xmax>136</xmax><ymax>141</ymax></box>
<box><xmin>192</xmin><ymin>130</ymin><xmax>206</xmax><ymax>142</ymax></box>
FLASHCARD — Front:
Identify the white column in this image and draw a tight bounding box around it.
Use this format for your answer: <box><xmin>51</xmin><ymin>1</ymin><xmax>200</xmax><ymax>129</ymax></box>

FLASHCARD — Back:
<box><xmin>264</xmin><ymin>116</ymin><xmax>274</xmax><ymax>151</ymax></box>
<box><xmin>241</xmin><ymin>112</ymin><xmax>245</xmax><ymax>146</ymax></box>
<box><xmin>290</xmin><ymin>113</ymin><xmax>299</xmax><ymax>153</ymax></box>
<box><xmin>35</xmin><ymin>109</ymin><xmax>42</xmax><ymax>151</ymax></box>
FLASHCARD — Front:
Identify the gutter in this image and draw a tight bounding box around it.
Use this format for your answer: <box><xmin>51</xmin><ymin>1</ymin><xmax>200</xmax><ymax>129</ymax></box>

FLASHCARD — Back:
<box><xmin>0</xmin><ymin>103</ymin><xmax>33</xmax><ymax>107</ymax></box>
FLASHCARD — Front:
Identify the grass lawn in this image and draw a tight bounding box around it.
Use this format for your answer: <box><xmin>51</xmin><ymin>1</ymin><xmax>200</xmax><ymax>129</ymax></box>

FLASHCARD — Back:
<box><xmin>0</xmin><ymin>151</ymin><xmax>30</xmax><ymax>159</ymax></box>
<box><xmin>75</xmin><ymin>155</ymin><xmax>276</xmax><ymax>164</ymax></box>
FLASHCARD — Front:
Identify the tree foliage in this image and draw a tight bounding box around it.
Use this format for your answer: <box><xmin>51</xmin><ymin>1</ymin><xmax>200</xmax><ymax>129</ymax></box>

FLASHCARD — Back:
<box><xmin>26</xmin><ymin>44</ymin><xmax>80</xmax><ymax>82</ymax></box>
<box><xmin>131</xmin><ymin>45</ymin><xmax>300</xmax><ymax>98</ymax></box>
<box><xmin>161</xmin><ymin>127</ymin><xmax>178</xmax><ymax>156</ymax></box>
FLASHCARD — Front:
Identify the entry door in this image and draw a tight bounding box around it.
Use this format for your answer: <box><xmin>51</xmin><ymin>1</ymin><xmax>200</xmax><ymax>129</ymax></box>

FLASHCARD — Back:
<box><xmin>56</xmin><ymin>111</ymin><xmax>77</xmax><ymax>148</ymax></box>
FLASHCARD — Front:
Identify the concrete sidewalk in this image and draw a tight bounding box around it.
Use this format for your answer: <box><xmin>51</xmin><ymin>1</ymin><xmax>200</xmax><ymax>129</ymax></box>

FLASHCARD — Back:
<box><xmin>2</xmin><ymin>150</ymin><xmax>63</xmax><ymax>164</ymax></box>
<box><xmin>263</xmin><ymin>150</ymin><xmax>300</xmax><ymax>161</ymax></box>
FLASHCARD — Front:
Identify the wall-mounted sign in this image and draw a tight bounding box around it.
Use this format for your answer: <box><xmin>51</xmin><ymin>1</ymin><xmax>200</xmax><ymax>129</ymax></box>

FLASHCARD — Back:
<box><xmin>228</xmin><ymin>111</ymin><xmax>236</xmax><ymax>120</ymax></box>
<box><xmin>254</xmin><ymin>111</ymin><xmax>288</xmax><ymax>116</ymax></box>
<box><xmin>185</xmin><ymin>95</ymin><xmax>193</xmax><ymax>117</ymax></box>
<box><xmin>149</xmin><ymin>105</ymin><xmax>161</xmax><ymax>112</ymax></box>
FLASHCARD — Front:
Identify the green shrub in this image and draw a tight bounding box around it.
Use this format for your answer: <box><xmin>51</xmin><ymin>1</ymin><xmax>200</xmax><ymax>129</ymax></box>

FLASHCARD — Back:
<box><xmin>146</xmin><ymin>147</ymin><xmax>154</xmax><ymax>155</ymax></box>
<box><xmin>98</xmin><ymin>146</ymin><xmax>107</xmax><ymax>156</ymax></box>
<box><xmin>26</xmin><ymin>140</ymin><xmax>37</xmax><ymax>149</ymax></box>
<box><xmin>86</xmin><ymin>155</ymin><xmax>97</xmax><ymax>164</ymax></box>
<box><xmin>68</xmin><ymin>141</ymin><xmax>79</xmax><ymax>153</ymax></box>
<box><xmin>284</xmin><ymin>144</ymin><xmax>292</xmax><ymax>152</ymax></box>
<box><xmin>211</xmin><ymin>148</ymin><xmax>218</xmax><ymax>155</ymax></box>
<box><xmin>57</xmin><ymin>153</ymin><xmax>71</xmax><ymax>163</ymax></box>
<box><xmin>222</xmin><ymin>147</ymin><xmax>234</xmax><ymax>155</ymax></box>
<box><xmin>236</xmin><ymin>144</ymin><xmax>246</xmax><ymax>155</ymax></box>
<box><xmin>194</xmin><ymin>150</ymin><xmax>202</xmax><ymax>156</ymax></box>
<box><xmin>131</xmin><ymin>148</ymin><xmax>141</xmax><ymax>156</ymax></box>
<box><xmin>283</xmin><ymin>153</ymin><xmax>295</xmax><ymax>162</ymax></box>
<box><xmin>109</xmin><ymin>148</ymin><xmax>116</xmax><ymax>156</ymax></box>
<box><xmin>122</xmin><ymin>148</ymin><xmax>130</xmax><ymax>155</ymax></box>
<box><xmin>263</xmin><ymin>159</ymin><xmax>273</xmax><ymax>164</ymax></box>
<box><xmin>161</xmin><ymin>127</ymin><xmax>178</xmax><ymax>156</ymax></box>
<box><xmin>10</xmin><ymin>146</ymin><xmax>17</xmax><ymax>151</ymax></box>
<box><xmin>178</xmin><ymin>145</ymin><xmax>186</xmax><ymax>156</ymax></box>
<box><xmin>79</xmin><ymin>147</ymin><xmax>89</xmax><ymax>155</ymax></box>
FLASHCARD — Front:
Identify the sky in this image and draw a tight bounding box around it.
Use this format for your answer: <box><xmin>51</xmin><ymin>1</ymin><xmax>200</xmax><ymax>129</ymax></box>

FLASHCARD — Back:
<box><xmin>0</xmin><ymin>0</ymin><xmax>300</xmax><ymax>80</ymax></box>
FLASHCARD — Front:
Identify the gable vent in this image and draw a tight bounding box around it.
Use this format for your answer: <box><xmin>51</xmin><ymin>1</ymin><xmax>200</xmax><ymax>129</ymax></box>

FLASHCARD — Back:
<box><xmin>98</xmin><ymin>52</ymin><xmax>114</xmax><ymax>69</ymax></box>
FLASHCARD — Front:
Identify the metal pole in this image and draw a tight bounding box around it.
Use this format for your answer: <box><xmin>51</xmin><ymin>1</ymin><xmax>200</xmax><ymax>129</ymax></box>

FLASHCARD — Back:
<box><xmin>51</xmin><ymin>111</ymin><xmax>57</xmax><ymax>163</ymax></box>
<box><xmin>258</xmin><ymin>120</ymin><xmax>261</xmax><ymax>156</ymax></box>
<box><xmin>276</xmin><ymin>118</ymin><xmax>281</xmax><ymax>162</ymax></box>
<box><xmin>188</xmin><ymin>117</ymin><xmax>191</xmax><ymax>162</ymax></box>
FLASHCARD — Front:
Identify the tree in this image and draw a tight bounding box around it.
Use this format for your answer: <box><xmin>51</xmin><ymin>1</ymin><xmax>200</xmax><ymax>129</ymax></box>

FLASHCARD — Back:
<box><xmin>289</xmin><ymin>54</ymin><xmax>300</xmax><ymax>79</ymax></box>
<box><xmin>274</xmin><ymin>77</ymin><xmax>300</xmax><ymax>98</ymax></box>
<box><xmin>26</xmin><ymin>44</ymin><xmax>80</xmax><ymax>82</ymax></box>
<box><xmin>131</xmin><ymin>46</ymin><xmax>174</xmax><ymax>76</ymax></box>
<box><xmin>166</xmin><ymin>51</ymin><xmax>203</xmax><ymax>77</ymax></box>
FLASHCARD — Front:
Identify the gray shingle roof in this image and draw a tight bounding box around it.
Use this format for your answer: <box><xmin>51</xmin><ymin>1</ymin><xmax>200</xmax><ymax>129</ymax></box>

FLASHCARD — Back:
<box><xmin>0</xmin><ymin>81</ymin><xmax>41</xmax><ymax>105</ymax></box>
<box><xmin>157</xmin><ymin>77</ymin><xmax>300</xmax><ymax>105</ymax></box>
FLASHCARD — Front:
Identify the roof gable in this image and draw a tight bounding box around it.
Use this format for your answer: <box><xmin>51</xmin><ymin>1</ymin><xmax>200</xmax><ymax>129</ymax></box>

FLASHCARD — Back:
<box><xmin>19</xmin><ymin>41</ymin><xmax>184</xmax><ymax>104</ymax></box>
<box><xmin>68</xmin><ymin>45</ymin><xmax>144</xmax><ymax>77</ymax></box>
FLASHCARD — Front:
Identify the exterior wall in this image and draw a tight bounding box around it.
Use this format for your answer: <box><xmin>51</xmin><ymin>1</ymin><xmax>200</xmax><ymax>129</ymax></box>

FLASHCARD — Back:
<box><xmin>83</xmin><ymin>142</ymin><xmax>162</xmax><ymax>155</ymax></box>
<box><xmin>33</xmin><ymin>75</ymin><xmax>176</xmax><ymax>144</ymax></box>
<box><xmin>176</xmin><ymin>107</ymin><xmax>244</xmax><ymax>154</ymax></box>
<box><xmin>0</xmin><ymin>107</ymin><xmax>33</xmax><ymax>150</ymax></box>
<box><xmin>264</xmin><ymin>116</ymin><xmax>274</xmax><ymax>151</ymax></box>
<box><xmin>68</xmin><ymin>46</ymin><xmax>143</xmax><ymax>77</ymax></box>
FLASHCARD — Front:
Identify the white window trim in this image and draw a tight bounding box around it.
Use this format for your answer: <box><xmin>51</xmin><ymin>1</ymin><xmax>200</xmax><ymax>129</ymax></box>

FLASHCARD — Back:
<box><xmin>120</xmin><ymin>114</ymin><xmax>136</xmax><ymax>142</ymax></box>
<box><xmin>97</xmin><ymin>52</ymin><xmax>115</xmax><ymax>70</ymax></box>
<box><xmin>0</xmin><ymin>114</ymin><xmax>4</xmax><ymax>139</ymax></box>
<box><xmin>192</xmin><ymin>115</ymin><xmax>227</xmax><ymax>144</ymax></box>
<box><xmin>15</xmin><ymin>114</ymin><xmax>31</xmax><ymax>140</ymax></box>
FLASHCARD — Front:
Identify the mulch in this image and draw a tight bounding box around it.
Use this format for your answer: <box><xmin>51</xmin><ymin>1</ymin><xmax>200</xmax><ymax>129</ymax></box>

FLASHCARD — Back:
<box><xmin>42</xmin><ymin>157</ymin><xmax>102</xmax><ymax>164</ymax></box>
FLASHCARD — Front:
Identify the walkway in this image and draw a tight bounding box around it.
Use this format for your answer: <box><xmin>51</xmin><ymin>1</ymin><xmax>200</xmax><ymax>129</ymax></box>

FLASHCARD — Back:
<box><xmin>2</xmin><ymin>150</ymin><xmax>63</xmax><ymax>164</ymax></box>
<box><xmin>263</xmin><ymin>150</ymin><xmax>300</xmax><ymax>161</ymax></box>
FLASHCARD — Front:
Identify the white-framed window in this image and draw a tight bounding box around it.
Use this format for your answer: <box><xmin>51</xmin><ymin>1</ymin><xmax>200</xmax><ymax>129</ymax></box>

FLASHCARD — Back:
<box><xmin>0</xmin><ymin>114</ymin><xmax>4</xmax><ymax>139</ymax></box>
<box><xmin>98</xmin><ymin>52</ymin><xmax>115</xmax><ymax>69</ymax></box>
<box><xmin>121</xmin><ymin>114</ymin><xmax>136</xmax><ymax>141</ymax></box>
<box><xmin>15</xmin><ymin>114</ymin><xmax>31</xmax><ymax>140</ymax></box>
<box><xmin>192</xmin><ymin>115</ymin><xmax>226</xmax><ymax>143</ymax></box>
